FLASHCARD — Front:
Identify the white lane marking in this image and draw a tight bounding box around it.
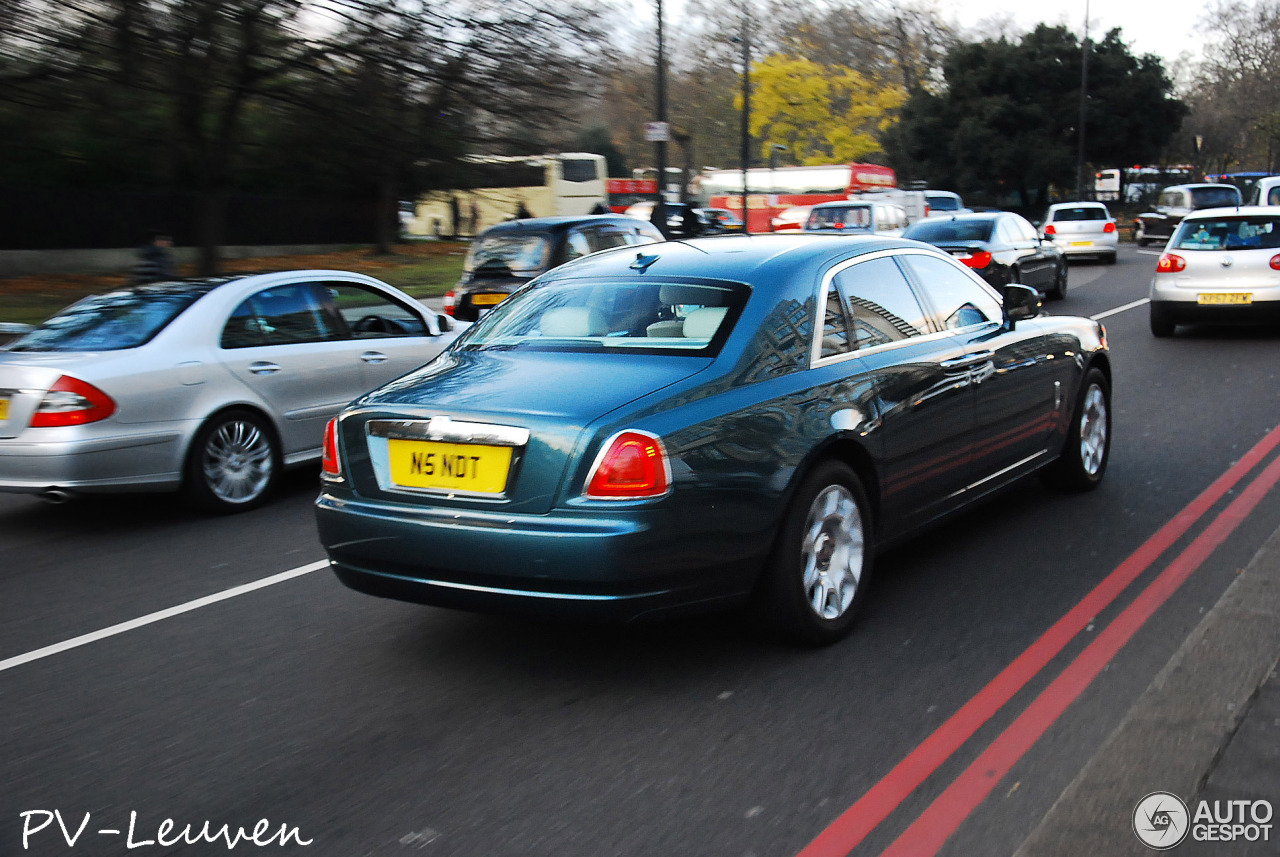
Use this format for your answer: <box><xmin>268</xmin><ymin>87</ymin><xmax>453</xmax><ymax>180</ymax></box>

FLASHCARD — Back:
<box><xmin>0</xmin><ymin>560</ymin><xmax>328</xmax><ymax>674</ymax></box>
<box><xmin>1092</xmin><ymin>298</ymin><xmax>1150</xmax><ymax>321</ymax></box>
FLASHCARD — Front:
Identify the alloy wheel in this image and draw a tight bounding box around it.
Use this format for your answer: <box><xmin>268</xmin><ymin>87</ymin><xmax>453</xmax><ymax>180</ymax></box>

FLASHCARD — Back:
<box><xmin>801</xmin><ymin>485</ymin><xmax>865</xmax><ymax>620</ymax></box>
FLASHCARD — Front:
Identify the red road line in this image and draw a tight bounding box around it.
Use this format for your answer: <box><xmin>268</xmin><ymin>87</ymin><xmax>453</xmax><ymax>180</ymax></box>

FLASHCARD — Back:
<box><xmin>795</xmin><ymin>422</ymin><xmax>1280</xmax><ymax>857</ymax></box>
<box><xmin>879</xmin><ymin>449</ymin><xmax>1280</xmax><ymax>856</ymax></box>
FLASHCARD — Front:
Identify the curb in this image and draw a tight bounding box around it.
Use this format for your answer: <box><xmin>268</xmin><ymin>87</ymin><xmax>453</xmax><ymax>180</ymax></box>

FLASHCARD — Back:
<box><xmin>1014</xmin><ymin>524</ymin><xmax>1280</xmax><ymax>856</ymax></box>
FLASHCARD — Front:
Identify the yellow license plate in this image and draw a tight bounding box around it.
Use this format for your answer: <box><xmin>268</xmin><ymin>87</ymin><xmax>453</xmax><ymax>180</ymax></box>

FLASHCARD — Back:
<box><xmin>1069</xmin><ymin>241</ymin><xmax>1092</xmax><ymax>247</ymax></box>
<box><xmin>388</xmin><ymin>439</ymin><xmax>512</xmax><ymax>494</ymax></box>
<box><xmin>0</xmin><ymin>397</ymin><xmax>8</xmax><ymax>421</ymax></box>
<box><xmin>1198</xmin><ymin>293</ymin><xmax>1253</xmax><ymax>305</ymax></box>
<box><xmin>471</xmin><ymin>293</ymin><xmax>507</xmax><ymax>307</ymax></box>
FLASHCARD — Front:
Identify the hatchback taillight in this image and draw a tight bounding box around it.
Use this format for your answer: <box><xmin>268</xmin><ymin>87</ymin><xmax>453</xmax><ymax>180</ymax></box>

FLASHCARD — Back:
<box><xmin>960</xmin><ymin>250</ymin><xmax>993</xmax><ymax>269</ymax></box>
<box><xmin>1157</xmin><ymin>253</ymin><xmax>1186</xmax><ymax>273</ymax></box>
<box><xmin>443</xmin><ymin>290</ymin><xmax>457</xmax><ymax>316</ymax></box>
<box><xmin>29</xmin><ymin>375</ymin><xmax>115</xmax><ymax>427</ymax></box>
<box><xmin>1271</xmin><ymin>255</ymin><xmax>1280</xmax><ymax>271</ymax></box>
<box><xmin>1103</xmin><ymin>221</ymin><xmax>1117</xmax><ymax>233</ymax></box>
<box><xmin>1043</xmin><ymin>223</ymin><xmax>1057</xmax><ymax>235</ymax></box>
<box><xmin>322</xmin><ymin>417</ymin><xmax>341</xmax><ymax>477</ymax></box>
<box><xmin>584</xmin><ymin>430</ymin><xmax>669</xmax><ymax>500</ymax></box>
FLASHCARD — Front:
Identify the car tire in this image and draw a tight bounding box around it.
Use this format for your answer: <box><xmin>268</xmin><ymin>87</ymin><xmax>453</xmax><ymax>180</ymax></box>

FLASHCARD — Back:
<box><xmin>183</xmin><ymin>409</ymin><xmax>280</xmax><ymax>513</ymax></box>
<box><xmin>1149</xmin><ymin>302</ymin><xmax>1176</xmax><ymax>338</ymax></box>
<box><xmin>1046</xmin><ymin>262</ymin><xmax>1067</xmax><ymax>300</ymax></box>
<box><xmin>747</xmin><ymin>460</ymin><xmax>873</xmax><ymax>646</ymax></box>
<box><xmin>1041</xmin><ymin>368</ymin><xmax>1110</xmax><ymax>493</ymax></box>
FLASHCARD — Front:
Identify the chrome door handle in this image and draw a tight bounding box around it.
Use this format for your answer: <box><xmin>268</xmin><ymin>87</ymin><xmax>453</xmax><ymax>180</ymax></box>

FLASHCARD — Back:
<box><xmin>248</xmin><ymin>361</ymin><xmax>280</xmax><ymax>375</ymax></box>
<box><xmin>940</xmin><ymin>350</ymin><xmax>993</xmax><ymax>370</ymax></box>
<box><xmin>361</xmin><ymin>351</ymin><xmax>388</xmax><ymax>364</ymax></box>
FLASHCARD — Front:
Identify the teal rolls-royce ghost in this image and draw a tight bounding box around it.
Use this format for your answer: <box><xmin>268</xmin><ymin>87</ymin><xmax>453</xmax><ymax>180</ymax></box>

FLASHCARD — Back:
<box><xmin>316</xmin><ymin>234</ymin><xmax>1111</xmax><ymax>645</ymax></box>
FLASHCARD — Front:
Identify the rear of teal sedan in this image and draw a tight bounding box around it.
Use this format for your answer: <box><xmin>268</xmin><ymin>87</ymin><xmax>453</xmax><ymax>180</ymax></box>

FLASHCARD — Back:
<box><xmin>315</xmin><ymin>237</ymin><xmax>846</xmax><ymax>626</ymax></box>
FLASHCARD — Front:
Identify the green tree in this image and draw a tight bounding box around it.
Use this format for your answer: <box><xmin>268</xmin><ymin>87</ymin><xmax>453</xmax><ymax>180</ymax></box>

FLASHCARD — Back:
<box><xmin>884</xmin><ymin>25</ymin><xmax>1186</xmax><ymax>207</ymax></box>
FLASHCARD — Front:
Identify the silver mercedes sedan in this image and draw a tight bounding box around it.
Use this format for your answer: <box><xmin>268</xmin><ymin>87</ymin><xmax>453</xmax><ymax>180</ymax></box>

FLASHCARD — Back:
<box><xmin>0</xmin><ymin>270</ymin><xmax>460</xmax><ymax>511</ymax></box>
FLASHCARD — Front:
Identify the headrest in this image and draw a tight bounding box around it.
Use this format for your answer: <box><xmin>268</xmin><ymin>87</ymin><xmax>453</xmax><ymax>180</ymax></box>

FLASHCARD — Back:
<box><xmin>539</xmin><ymin>306</ymin><xmax>607</xmax><ymax>337</ymax></box>
<box><xmin>682</xmin><ymin>306</ymin><xmax>728</xmax><ymax>340</ymax></box>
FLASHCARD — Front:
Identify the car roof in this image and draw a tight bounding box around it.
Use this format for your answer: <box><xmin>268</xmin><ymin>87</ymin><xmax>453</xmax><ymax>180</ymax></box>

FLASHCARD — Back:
<box><xmin>1164</xmin><ymin>183</ymin><xmax>1239</xmax><ymax>192</ymax></box>
<box><xmin>1182</xmin><ymin>205</ymin><xmax>1277</xmax><ymax>220</ymax></box>
<box><xmin>1048</xmin><ymin>201</ymin><xmax>1107</xmax><ymax>209</ymax></box>
<box><xmin>546</xmin><ymin>233</ymin><xmax>932</xmax><ymax>283</ymax></box>
<box><xmin>479</xmin><ymin>215</ymin><xmax>647</xmax><ymax>235</ymax></box>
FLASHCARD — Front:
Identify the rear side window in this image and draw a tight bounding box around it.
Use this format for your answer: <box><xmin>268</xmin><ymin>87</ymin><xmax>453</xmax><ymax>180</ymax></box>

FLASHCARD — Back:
<box><xmin>7</xmin><ymin>287</ymin><xmax>206</xmax><ymax>352</ymax></box>
<box><xmin>832</xmin><ymin>256</ymin><xmax>931</xmax><ymax>350</ymax></box>
<box><xmin>221</xmin><ymin>284</ymin><xmax>340</xmax><ymax>348</ymax></box>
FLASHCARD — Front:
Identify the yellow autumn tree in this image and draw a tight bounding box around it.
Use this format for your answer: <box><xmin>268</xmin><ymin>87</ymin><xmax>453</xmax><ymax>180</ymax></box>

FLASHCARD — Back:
<box><xmin>743</xmin><ymin>54</ymin><xmax>906</xmax><ymax>165</ymax></box>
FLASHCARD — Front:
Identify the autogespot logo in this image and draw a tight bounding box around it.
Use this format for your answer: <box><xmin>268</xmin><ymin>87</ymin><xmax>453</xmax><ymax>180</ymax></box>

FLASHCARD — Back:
<box><xmin>1134</xmin><ymin>792</ymin><xmax>1191</xmax><ymax>850</ymax></box>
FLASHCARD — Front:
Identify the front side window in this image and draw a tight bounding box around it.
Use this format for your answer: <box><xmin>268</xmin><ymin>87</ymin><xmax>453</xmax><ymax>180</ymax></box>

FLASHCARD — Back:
<box><xmin>454</xmin><ymin>279</ymin><xmax>748</xmax><ymax>355</ymax></box>
<box><xmin>832</xmin><ymin>256</ymin><xmax>931</xmax><ymax>351</ymax></box>
<box><xmin>1171</xmin><ymin>216</ymin><xmax>1280</xmax><ymax>251</ymax></box>
<box><xmin>7</xmin><ymin>285</ymin><xmax>211</xmax><ymax>352</ymax></box>
<box><xmin>899</xmin><ymin>254</ymin><xmax>1001</xmax><ymax>330</ymax></box>
<box><xmin>220</xmin><ymin>284</ymin><xmax>338</xmax><ymax>348</ymax></box>
<box><xmin>323</xmin><ymin>283</ymin><xmax>427</xmax><ymax>338</ymax></box>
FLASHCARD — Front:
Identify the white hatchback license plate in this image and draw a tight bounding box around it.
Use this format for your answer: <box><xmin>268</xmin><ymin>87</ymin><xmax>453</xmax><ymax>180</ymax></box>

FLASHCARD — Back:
<box><xmin>1197</xmin><ymin>293</ymin><xmax>1252</xmax><ymax>305</ymax></box>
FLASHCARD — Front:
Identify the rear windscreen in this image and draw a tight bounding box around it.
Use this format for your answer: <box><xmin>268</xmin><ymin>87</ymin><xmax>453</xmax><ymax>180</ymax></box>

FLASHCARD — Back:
<box><xmin>6</xmin><ymin>287</ymin><xmax>207</xmax><ymax>352</ymax></box>
<box><xmin>1171</xmin><ymin>216</ymin><xmax>1280</xmax><ymax>251</ymax></box>
<box><xmin>466</xmin><ymin>233</ymin><xmax>551</xmax><ymax>277</ymax></box>
<box><xmin>808</xmin><ymin>206</ymin><xmax>871</xmax><ymax>230</ymax></box>
<box><xmin>1051</xmin><ymin>206</ymin><xmax>1108</xmax><ymax>222</ymax></box>
<box><xmin>455</xmin><ymin>279</ymin><xmax>749</xmax><ymax>355</ymax></box>
<box><xmin>904</xmin><ymin>220</ymin><xmax>994</xmax><ymax>243</ymax></box>
<box><xmin>1190</xmin><ymin>186</ymin><xmax>1242</xmax><ymax>209</ymax></box>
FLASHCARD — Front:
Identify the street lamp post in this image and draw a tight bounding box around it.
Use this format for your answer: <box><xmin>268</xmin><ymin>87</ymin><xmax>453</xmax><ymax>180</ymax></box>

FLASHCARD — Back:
<box><xmin>655</xmin><ymin>0</ymin><xmax>668</xmax><ymax>225</ymax></box>
<box><xmin>1075</xmin><ymin>0</ymin><xmax>1091</xmax><ymax>199</ymax></box>
<box><xmin>738</xmin><ymin>1</ymin><xmax>751</xmax><ymax>233</ymax></box>
<box><xmin>768</xmin><ymin>144</ymin><xmax>787</xmax><ymax>231</ymax></box>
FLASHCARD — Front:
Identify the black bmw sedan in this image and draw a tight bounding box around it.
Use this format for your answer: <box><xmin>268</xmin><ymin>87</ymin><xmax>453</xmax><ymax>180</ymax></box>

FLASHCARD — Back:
<box><xmin>904</xmin><ymin>212</ymin><xmax>1068</xmax><ymax>299</ymax></box>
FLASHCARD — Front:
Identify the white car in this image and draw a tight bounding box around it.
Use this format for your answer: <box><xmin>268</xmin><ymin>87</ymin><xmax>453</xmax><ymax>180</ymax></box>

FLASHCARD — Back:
<box><xmin>1040</xmin><ymin>202</ymin><xmax>1118</xmax><ymax>263</ymax></box>
<box><xmin>1249</xmin><ymin>175</ymin><xmax>1280</xmax><ymax>206</ymax></box>
<box><xmin>802</xmin><ymin>200</ymin><xmax>908</xmax><ymax>236</ymax></box>
<box><xmin>1149</xmin><ymin>206</ymin><xmax>1280</xmax><ymax>337</ymax></box>
<box><xmin>770</xmin><ymin>205</ymin><xmax>812</xmax><ymax>231</ymax></box>
<box><xmin>0</xmin><ymin>271</ymin><xmax>461</xmax><ymax>510</ymax></box>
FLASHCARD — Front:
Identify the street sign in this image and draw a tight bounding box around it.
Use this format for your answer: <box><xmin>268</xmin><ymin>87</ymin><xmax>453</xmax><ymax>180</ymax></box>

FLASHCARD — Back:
<box><xmin>644</xmin><ymin>121</ymin><xmax>671</xmax><ymax>142</ymax></box>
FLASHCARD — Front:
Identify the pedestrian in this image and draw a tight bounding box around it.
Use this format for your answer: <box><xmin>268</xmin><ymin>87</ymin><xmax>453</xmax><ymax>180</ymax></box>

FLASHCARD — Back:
<box><xmin>515</xmin><ymin>199</ymin><xmax>532</xmax><ymax>220</ymax></box>
<box><xmin>469</xmin><ymin>199</ymin><xmax>480</xmax><ymax>235</ymax></box>
<box><xmin>680</xmin><ymin>205</ymin><xmax>703</xmax><ymax>238</ymax></box>
<box><xmin>590</xmin><ymin>201</ymin><xmax>610</xmax><ymax>215</ymax></box>
<box><xmin>132</xmin><ymin>230</ymin><xmax>175</xmax><ymax>284</ymax></box>
<box><xmin>449</xmin><ymin>195</ymin><xmax>461</xmax><ymax>238</ymax></box>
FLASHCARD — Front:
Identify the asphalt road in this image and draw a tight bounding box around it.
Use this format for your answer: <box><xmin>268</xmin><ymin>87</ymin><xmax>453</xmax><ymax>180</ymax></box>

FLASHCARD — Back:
<box><xmin>4</xmin><ymin>245</ymin><xmax>1280</xmax><ymax>857</ymax></box>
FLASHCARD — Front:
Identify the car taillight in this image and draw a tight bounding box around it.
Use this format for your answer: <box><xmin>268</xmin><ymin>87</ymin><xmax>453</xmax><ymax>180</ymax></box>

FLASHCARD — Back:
<box><xmin>960</xmin><ymin>250</ymin><xmax>993</xmax><ymax>269</ymax></box>
<box><xmin>321</xmin><ymin>417</ymin><xmax>341</xmax><ymax>477</ymax></box>
<box><xmin>1043</xmin><ymin>223</ymin><xmax>1057</xmax><ymax>235</ymax></box>
<box><xmin>443</xmin><ymin>290</ymin><xmax>456</xmax><ymax>316</ymax></box>
<box><xmin>1157</xmin><ymin>253</ymin><xmax>1186</xmax><ymax>273</ymax></box>
<box><xmin>584</xmin><ymin>430</ymin><xmax>669</xmax><ymax>500</ymax></box>
<box><xmin>1103</xmin><ymin>221</ymin><xmax>1116</xmax><ymax>233</ymax></box>
<box><xmin>29</xmin><ymin>375</ymin><xmax>115</xmax><ymax>427</ymax></box>
<box><xmin>1271</xmin><ymin>254</ymin><xmax>1280</xmax><ymax>271</ymax></box>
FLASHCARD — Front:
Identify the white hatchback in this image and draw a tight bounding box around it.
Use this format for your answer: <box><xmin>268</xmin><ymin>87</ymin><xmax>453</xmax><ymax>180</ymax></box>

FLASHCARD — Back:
<box><xmin>1149</xmin><ymin>206</ymin><xmax>1280</xmax><ymax>337</ymax></box>
<box><xmin>1040</xmin><ymin>202</ymin><xmax>1118</xmax><ymax>263</ymax></box>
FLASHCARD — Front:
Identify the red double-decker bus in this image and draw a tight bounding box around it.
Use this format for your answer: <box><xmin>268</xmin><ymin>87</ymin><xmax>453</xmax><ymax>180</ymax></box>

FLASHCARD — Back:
<box><xmin>606</xmin><ymin>178</ymin><xmax>659</xmax><ymax>213</ymax></box>
<box><xmin>699</xmin><ymin>163</ymin><xmax>898</xmax><ymax>232</ymax></box>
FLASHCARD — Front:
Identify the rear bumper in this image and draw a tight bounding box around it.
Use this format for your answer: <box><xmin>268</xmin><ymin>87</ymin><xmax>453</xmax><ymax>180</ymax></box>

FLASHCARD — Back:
<box><xmin>316</xmin><ymin>491</ymin><xmax>759</xmax><ymax>623</ymax></box>
<box><xmin>1052</xmin><ymin>236</ymin><xmax>1118</xmax><ymax>257</ymax></box>
<box><xmin>0</xmin><ymin>430</ymin><xmax>184</xmax><ymax>493</ymax></box>
<box><xmin>1149</xmin><ymin>299</ymin><xmax>1280</xmax><ymax>325</ymax></box>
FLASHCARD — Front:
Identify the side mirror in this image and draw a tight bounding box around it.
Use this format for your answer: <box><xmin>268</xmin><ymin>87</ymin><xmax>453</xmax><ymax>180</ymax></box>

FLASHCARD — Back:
<box><xmin>1002</xmin><ymin>284</ymin><xmax>1041</xmax><ymax>328</ymax></box>
<box><xmin>437</xmin><ymin>314</ymin><xmax>453</xmax><ymax>332</ymax></box>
